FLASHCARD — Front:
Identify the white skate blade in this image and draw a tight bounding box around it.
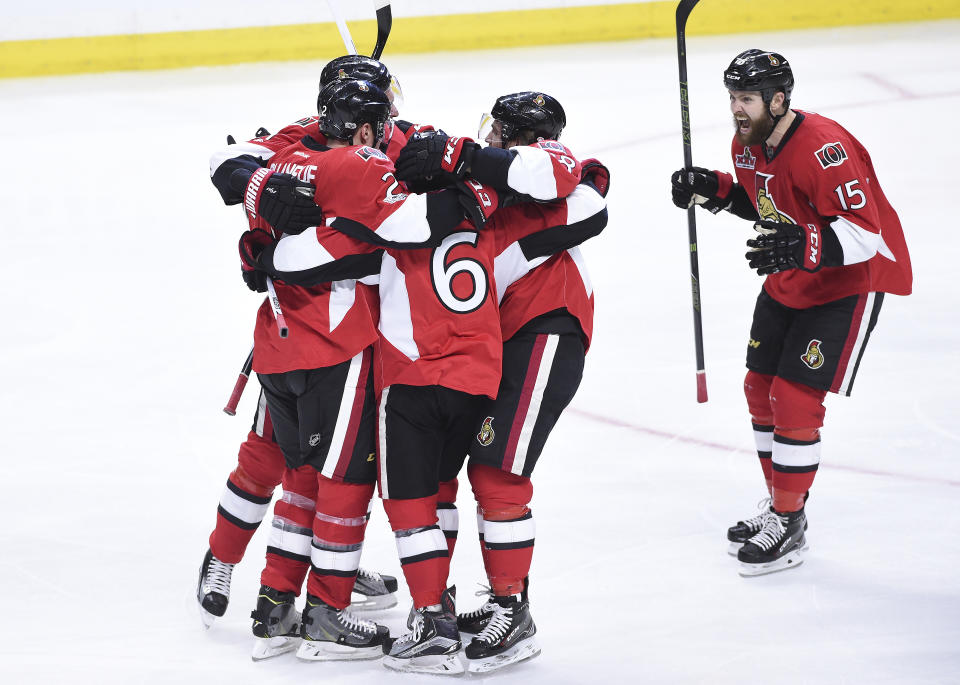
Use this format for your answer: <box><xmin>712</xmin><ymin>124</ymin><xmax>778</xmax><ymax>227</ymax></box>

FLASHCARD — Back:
<box><xmin>727</xmin><ymin>541</ymin><xmax>743</xmax><ymax>556</ymax></box>
<box><xmin>383</xmin><ymin>651</ymin><xmax>466</xmax><ymax>675</ymax></box>
<box><xmin>348</xmin><ymin>591</ymin><xmax>398</xmax><ymax>612</ymax></box>
<box><xmin>738</xmin><ymin>548</ymin><xmax>805</xmax><ymax>577</ymax></box>
<box><xmin>467</xmin><ymin>638</ymin><xmax>541</xmax><ymax>674</ymax></box>
<box><xmin>296</xmin><ymin>639</ymin><xmax>383</xmax><ymax>662</ymax></box>
<box><xmin>251</xmin><ymin>635</ymin><xmax>300</xmax><ymax>661</ymax></box>
<box><xmin>198</xmin><ymin>605</ymin><xmax>217</xmax><ymax>630</ymax></box>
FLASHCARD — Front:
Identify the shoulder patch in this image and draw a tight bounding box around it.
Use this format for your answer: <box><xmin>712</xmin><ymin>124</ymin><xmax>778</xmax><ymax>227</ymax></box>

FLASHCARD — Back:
<box><xmin>355</xmin><ymin>146</ymin><xmax>390</xmax><ymax>162</ymax></box>
<box><xmin>814</xmin><ymin>141</ymin><xmax>848</xmax><ymax>170</ymax></box>
<box><xmin>536</xmin><ymin>140</ymin><xmax>565</xmax><ymax>153</ymax></box>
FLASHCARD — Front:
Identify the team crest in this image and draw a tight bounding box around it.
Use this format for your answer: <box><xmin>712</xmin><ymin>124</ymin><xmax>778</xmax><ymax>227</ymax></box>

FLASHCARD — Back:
<box><xmin>801</xmin><ymin>339</ymin><xmax>825</xmax><ymax>370</ymax></box>
<box><xmin>476</xmin><ymin>417</ymin><xmax>496</xmax><ymax>447</ymax></box>
<box><xmin>735</xmin><ymin>146</ymin><xmax>756</xmax><ymax>169</ymax></box>
<box><xmin>815</xmin><ymin>142</ymin><xmax>848</xmax><ymax>169</ymax></box>
<box><xmin>755</xmin><ymin>172</ymin><xmax>797</xmax><ymax>225</ymax></box>
<box><xmin>337</xmin><ymin>68</ymin><xmax>348</xmax><ymax>79</ymax></box>
<box><xmin>768</xmin><ymin>55</ymin><xmax>780</xmax><ymax>66</ymax></box>
<box><xmin>533</xmin><ymin>94</ymin><xmax>545</xmax><ymax>107</ymax></box>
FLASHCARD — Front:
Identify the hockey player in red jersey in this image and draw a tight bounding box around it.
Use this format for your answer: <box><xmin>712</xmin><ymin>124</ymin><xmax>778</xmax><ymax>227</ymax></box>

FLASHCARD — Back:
<box><xmin>249</xmin><ymin>153</ymin><xmax>608</xmax><ymax>675</ymax></box>
<box><xmin>670</xmin><ymin>50</ymin><xmax>911</xmax><ymax>576</ymax></box>
<box><xmin>396</xmin><ymin>91</ymin><xmax>608</xmax><ymax>673</ymax></box>
<box><xmin>197</xmin><ymin>56</ymin><xmax>416</xmax><ymax>654</ymax></box>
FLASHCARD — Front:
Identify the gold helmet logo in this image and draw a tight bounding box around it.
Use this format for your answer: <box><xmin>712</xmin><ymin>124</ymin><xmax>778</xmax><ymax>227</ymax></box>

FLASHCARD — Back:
<box><xmin>801</xmin><ymin>339</ymin><xmax>824</xmax><ymax>370</ymax></box>
<box><xmin>337</xmin><ymin>68</ymin><xmax>348</xmax><ymax>79</ymax></box>
<box><xmin>768</xmin><ymin>55</ymin><xmax>780</xmax><ymax>66</ymax></box>
<box><xmin>533</xmin><ymin>94</ymin><xmax>545</xmax><ymax>107</ymax></box>
<box><xmin>476</xmin><ymin>416</ymin><xmax>496</xmax><ymax>447</ymax></box>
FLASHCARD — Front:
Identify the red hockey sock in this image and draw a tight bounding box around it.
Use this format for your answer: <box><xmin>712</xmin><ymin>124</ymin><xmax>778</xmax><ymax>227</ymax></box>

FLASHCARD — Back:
<box><xmin>383</xmin><ymin>495</ymin><xmax>448</xmax><ymax>609</ymax></box>
<box><xmin>744</xmin><ymin>371</ymin><xmax>775</xmax><ymax>494</ymax></box>
<box><xmin>261</xmin><ymin>465</ymin><xmax>316</xmax><ymax>594</ymax></box>
<box><xmin>468</xmin><ymin>463</ymin><xmax>534</xmax><ymax>597</ymax></box>
<box><xmin>209</xmin><ymin>432</ymin><xmax>285</xmax><ymax>564</ymax></box>
<box><xmin>770</xmin><ymin>378</ymin><xmax>826</xmax><ymax>512</ymax></box>
<box><xmin>306</xmin><ymin>478</ymin><xmax>375</xmax><ymax>609</ymax></box>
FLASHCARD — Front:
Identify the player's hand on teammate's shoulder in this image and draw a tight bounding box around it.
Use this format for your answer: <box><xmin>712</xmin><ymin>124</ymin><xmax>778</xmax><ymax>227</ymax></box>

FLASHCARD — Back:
<box><xmin>229</xmin><ymin>169</ymin><xmax>324</xmax><ymax>235</ymax></box>
<box><xmin>395</xmin><ymin>131</ymin><xmax>479</xmax><ymax>185</ymax></box>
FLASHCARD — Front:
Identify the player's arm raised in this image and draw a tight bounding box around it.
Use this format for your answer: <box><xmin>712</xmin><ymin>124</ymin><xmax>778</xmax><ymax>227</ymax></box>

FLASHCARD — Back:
<box><xmin>670</xmin><ymin>167</ymin><xmax>759</xmax><ymax>220</ymax></box>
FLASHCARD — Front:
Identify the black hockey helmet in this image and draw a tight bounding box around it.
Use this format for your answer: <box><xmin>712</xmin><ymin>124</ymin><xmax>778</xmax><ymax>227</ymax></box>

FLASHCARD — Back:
<box><xmin>317</xmin><ymin>78</ymin><xmax>391</xmax><ymax>144</ymax></box>
<box><xmin>320</xmin><ymin>54</ymin><xmax>392</xmax><ymax>91</ymax></box>
<box><xmin>723</xmin><ymin>49</ymin><xmax>794</xmax><ymax>109</ymax></box>
<box><xmin>486</xmin><ymin>92</ymin><xmax>566</xmax><ymax>144</ymax></box>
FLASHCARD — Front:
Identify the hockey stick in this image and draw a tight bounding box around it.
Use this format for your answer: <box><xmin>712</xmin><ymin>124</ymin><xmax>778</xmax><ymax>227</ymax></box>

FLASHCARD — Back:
<box><xmin>372</xmin><ymin>2</ymin><xmax>392</xmax><ymax>59</ymax></box>
<box><xmin>676</xmin><ymin>0</ymin><xmax>708</xmax><ymax>403</ymax></box>
<box><xmin>265</xmin><ymin>277</ymin><xmax>289</xmax><ymax>338</ymax></box>
<box><xmin>223</xmin><ymin>347</ymin><xmax>254</xmax><ymax>415</ymax></box>
<box><xmin>326</xmin><ymin>0</ymin><xmax>358</xmax><ymax>55</ymax></box>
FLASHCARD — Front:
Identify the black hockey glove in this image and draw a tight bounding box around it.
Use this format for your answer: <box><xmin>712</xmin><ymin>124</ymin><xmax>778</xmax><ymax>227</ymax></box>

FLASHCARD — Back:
<box><xmin>670</xmin><ymin>167</ymin><xmax>728</xmax><ymax>213</ymax></box>
<box><xmin>395</xmin><ymin>131</ymin><xmax>479</xmax><ymax>184</ymax></box>
<box><xmin>745</xmin><ymin>219</ymin><xmax>838</xmax><ymax>276</ymax></box>
<box><xmin>239</xmin><ymin>229</ymin><xmax>275</xmax><ymax>292</ymax></box>
<box><xmin>229</xmin><ymin>168</ymin><xmax>324</xmax><ymax>235</ymax></box>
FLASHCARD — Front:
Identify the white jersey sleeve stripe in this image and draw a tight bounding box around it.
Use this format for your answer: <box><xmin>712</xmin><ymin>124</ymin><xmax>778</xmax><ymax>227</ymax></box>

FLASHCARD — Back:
<box><xmin>272</xmin><ymin>229</ymin><xmax>335</xmax><ymax>272</ymax></box>
<box><xmin>506</xmin><ymin>145</ymin><xmax>560</xmax><ymax>200</ymax></box>
<box><xmin>209</xmin><ymin>141</ymin><xmax>275</xmax><ymax>176</ymax></box>
<box><xmin>830</xmin><ymin>215</ymin><xmax>892</xmax><ymax>265</ymax></box>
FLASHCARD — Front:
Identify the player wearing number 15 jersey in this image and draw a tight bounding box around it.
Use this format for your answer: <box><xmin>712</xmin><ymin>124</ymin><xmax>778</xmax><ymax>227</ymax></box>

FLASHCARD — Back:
<box><xmin>670</xmin><ymin>49</ymin><xmax>911</xmax><ymax>577</ymax></box>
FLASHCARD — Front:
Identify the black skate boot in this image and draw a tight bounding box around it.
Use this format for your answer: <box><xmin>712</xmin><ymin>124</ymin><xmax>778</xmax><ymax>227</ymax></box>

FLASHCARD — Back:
<box><xmin>250</xmin><ymin>585</ymin><xmax>301</xmax><ymax>661</ymax></box>
<box><xmin>464</xmin><ymin>589</ymin><xmax>540</xmax><ymax>674</ymax></box>
<box><xmin>196</xmin><ymin>548</ymin><xmax>235</xmax><ymax>628</ymax></box>
<box><xmin>456</xmin><ymin>586</ymin><xmax>495</xmax><ymax>634</ymax></box>
<box><xmin>383</xmin><ymin>587</ymin><xmax>464</xmax><ymax>675</ymax></box>
<box><xmin>296</xmin><ymin>594</ymin><xmax>390</xmax><ymax>661</ymax></box>
<box><xmin>727</xmin><ymin>493</ymin><xmax>809</xmax><ymax>555</ymax></box>
<box><xmin>350</xmin><ymin>568</ymin><xmax>399</xmax><ymax>612</ymax></box>
<box><xmin>737</xmin><ymin>509</ymin><xmax>809</xmax><ymax>576</ymax></box>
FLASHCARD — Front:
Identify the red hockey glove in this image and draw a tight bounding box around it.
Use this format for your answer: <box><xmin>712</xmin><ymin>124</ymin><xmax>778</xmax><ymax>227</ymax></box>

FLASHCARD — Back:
<box><xmin>238</xmin><ymin>229</ymin><xmax>275</xmax><ymax>292</ymax></box>
<box><xmin>580</xmin><ymin>158</ymin><xmax>610</xmax><ymax>197</ymax></box>
<box><xmin>230</xmin><ymin>167</ymin><xmax>324</xmax><ymax>235</ymax></box>
<box><xmin>456</xmin><ymin>179</ymin><xmax>500</xmax><ymax>230</ymax></box>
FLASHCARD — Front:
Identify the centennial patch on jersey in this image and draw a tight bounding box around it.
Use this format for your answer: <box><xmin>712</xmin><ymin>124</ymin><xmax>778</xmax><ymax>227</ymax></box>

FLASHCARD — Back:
<box><xmin>801</xmin><ymin>339</ymin><xmax>824</xmax><ymax>370</ymax></box>
<box><xmin>476</xmin><ymin>417</ymin><xmax>496</xmax><ymax>446</ymax></box>
<box><xmin>537</xmin><ymin>140</ymin><xmax>565</xmax><ymax>152</ymax></box>
<box><xmin>735</xmin><ymin>147</ymin><xmax>756</xmax><ymax>169</ymax></box>
<box><xmin>815</xmin><ymin>142</ymin><xmax>848</xmax><ymax>169</ymax></box>
<box><xmin>355</xmin><ymin>146</ymin><xmax>389</xmax><ymax>162</ymax></box>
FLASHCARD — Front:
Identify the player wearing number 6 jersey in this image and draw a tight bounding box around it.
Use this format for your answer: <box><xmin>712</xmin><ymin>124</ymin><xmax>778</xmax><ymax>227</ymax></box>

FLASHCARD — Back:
<box><xmin>670</xmin><ymin>49</ymin><xmax>911</xmax><ymax>576</ymax></box>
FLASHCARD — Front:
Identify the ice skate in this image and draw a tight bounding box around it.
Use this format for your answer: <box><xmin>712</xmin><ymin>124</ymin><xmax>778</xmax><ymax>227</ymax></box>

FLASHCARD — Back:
<box><xmin>383</xmin><ymin>587</ymin><xmax>464</xmax><ymax>675</ymax></box>
<box><xmin>196</xmin><ymin>548</ymin><xmax>235</xmax><ymax>628</ymax></box>
<box><xmin>295</xmin><ymin>594</ymin><xmax>389</xmax><ymax>661</ymax></box>
<box><xmin>349</xmin><ymin>568</ymin><xmax>399</xmax><ymax>612</ymax></box>
<box><xmin>464</xmin><ymin>594</ymin><xmax>540</xmax><ymax>674</ymax></box>
<box><xmin>738</xmin><ymin>509</ymin><xmax>809</xmax><ymax>576</ymax></box>
<box><xmin>728</xmin><ymin>494</ymin><xmax>809</xmax><ymax>555</ymax></box>
<box><xmin>456</xmin><ymin>586</ymin><xmax>495</xmax><ymax>634</ymax></box>
<box><xmin>250</xmin><ymin>585</ymin><xmax>301</xmax><ymax>661</ymax></box>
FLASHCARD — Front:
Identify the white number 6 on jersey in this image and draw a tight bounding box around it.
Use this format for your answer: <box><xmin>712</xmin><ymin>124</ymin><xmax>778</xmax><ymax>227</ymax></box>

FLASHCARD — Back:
<box><xmin>431</xmin><ymin>232</ymin><xmax>489</xmax><ymax>313</ymax></box>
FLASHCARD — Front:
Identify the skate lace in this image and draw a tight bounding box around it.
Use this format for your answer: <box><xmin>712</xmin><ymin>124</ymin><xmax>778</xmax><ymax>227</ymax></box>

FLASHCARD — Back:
<box><xmin>204</xmin><ymin>557</ymin><xmax>234</xmax><ymax>597</ymax></box>
<box><xmin>357</xmin><ymin>568</ymin><xmax>381</xmax><ymax>583</ymax></box>
<box><xmin>337</xmin><ymin>608</ymin><xmax>377</xmax><ymax>635</ymax></box>
<box><xmin>475</xmin><ymin>603</ymin><xmax>513</xmax><ymax>645</ymax></box>
<box><xmin>747</xmin><ymin>513</ymin><xmax>785</xmax><ymax>551</ymax></box>
<box><xmin>461</xmin><ymin>585</ymin><xmax>493</xmax><ymax>619</ymax></box>
<box><xmin>743</xmin><ymin>497</ymin><xmax>773</xmax><ymax>529</ymax></box>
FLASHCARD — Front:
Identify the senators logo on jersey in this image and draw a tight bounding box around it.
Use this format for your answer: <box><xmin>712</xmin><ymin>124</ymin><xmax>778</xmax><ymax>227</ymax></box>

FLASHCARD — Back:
<box><xmin>815</xmin><ymin>142</ymin><xmax>848</xmax><ymax>170</ymax></box>
<box><xmin>755</xmin><ymin>172</ymin><xmax>797</xmax><ymax>224</ymax></box>
<box><xmin>476</xmin><ymin>417</ymin><xmax>496</xmax><ymax>446</ymax></box>
<box><xmin>801</xmin><ymin>339</ymin><xmax>825</xmax><ymax>370</ymax></box>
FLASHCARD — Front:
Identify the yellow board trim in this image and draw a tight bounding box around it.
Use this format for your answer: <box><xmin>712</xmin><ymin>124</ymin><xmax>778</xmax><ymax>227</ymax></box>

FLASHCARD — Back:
<box><xmin>2</xmin><ymin>1</ymin><xmax>959</xmax><ymax>79</ymax></box>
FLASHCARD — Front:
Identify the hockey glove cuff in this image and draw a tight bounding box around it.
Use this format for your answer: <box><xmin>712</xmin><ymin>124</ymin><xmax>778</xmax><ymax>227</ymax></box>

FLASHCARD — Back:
<box><xmin>671</xmin><ymin>167</ymin><xmax>733</xmax><ymax>213</ymax></box>
<box><xmin>580</xmin><ymin>158</ymin><xmax>610</xmax><ymax>197</ymax></box>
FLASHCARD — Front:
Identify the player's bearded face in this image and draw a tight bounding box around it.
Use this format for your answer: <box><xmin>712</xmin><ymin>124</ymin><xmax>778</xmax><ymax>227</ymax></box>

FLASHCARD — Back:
<box><xmin>730</xmin><ymin>91</ymin><xmax>774</xmax><ymax>146</ymax></box>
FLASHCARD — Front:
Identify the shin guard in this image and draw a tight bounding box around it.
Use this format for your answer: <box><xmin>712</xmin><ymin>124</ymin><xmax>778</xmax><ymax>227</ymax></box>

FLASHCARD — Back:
<box><xmin>383</xmin><ymin>495</ymin><xmax>449</xmax><ymax>609</ymax></box>
<box><xmin>770</xmin><ymin>377</ymin><xmax>826</xmax><ymax>512</ymax></box>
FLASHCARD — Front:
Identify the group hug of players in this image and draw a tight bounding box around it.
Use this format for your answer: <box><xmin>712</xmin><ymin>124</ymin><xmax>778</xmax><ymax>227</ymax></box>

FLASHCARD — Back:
<box><xmin>196</xmin><ymin>47</ymin><xmax>911</xmax><ymax>675</ymax></box>
<box><xmin>197</xmin><ymin>54</ymin><xmax>609</xmax><ymax>675</ymax></box>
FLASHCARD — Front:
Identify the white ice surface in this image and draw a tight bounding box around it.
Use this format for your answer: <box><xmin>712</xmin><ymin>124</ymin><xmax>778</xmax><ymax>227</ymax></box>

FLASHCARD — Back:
<box><xmin>1</xmin><ymin>20</ymin><xmax>959</xmax><ymax>685</ymax></box>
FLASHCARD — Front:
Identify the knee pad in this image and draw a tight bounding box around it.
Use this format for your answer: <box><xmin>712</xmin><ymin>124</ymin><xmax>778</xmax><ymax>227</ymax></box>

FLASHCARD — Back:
<box><xmin>437</xmin><ymin>478</ymin><xmax>458</xmax><ymax>505</ymax></box>
<box><xmin>382</xmin><ymin>495</ymin><xmax>438</xmax><ymax>531</ymax></box>
<box><xmin>468</xmin><ymin>462</ymin><xmax>533</xmax><ymax>517</ymax></box>
<box><xmin>315</xmin><ymin>476</ymin><xmax>375</xmax><ymax>519</ymax></box>
<box><xmin>770</xmin><ymin>377</ymin><xmax>826</xmax><ymax>431</ymax></box>
<box><xmin>744</xmin><ymin>371</ymin><xmax>774</xmax><ymax>425</ymax></box>
<box><xmin>235</xmin><ymin>430</ymin><xmax>286</xmax><ymax>494</ymax></box>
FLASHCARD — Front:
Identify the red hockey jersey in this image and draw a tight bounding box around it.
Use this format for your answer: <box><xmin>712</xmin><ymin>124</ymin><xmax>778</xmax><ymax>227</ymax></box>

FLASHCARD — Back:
<box><xmin>377</xmin><ymin>184</ymin><xmax>606</xmax><ymax>398</ymax></box>
<box><xmin>727</xmin><ymin>110</ymin><xmax>911</xmax><ymax>308</ymax></box>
